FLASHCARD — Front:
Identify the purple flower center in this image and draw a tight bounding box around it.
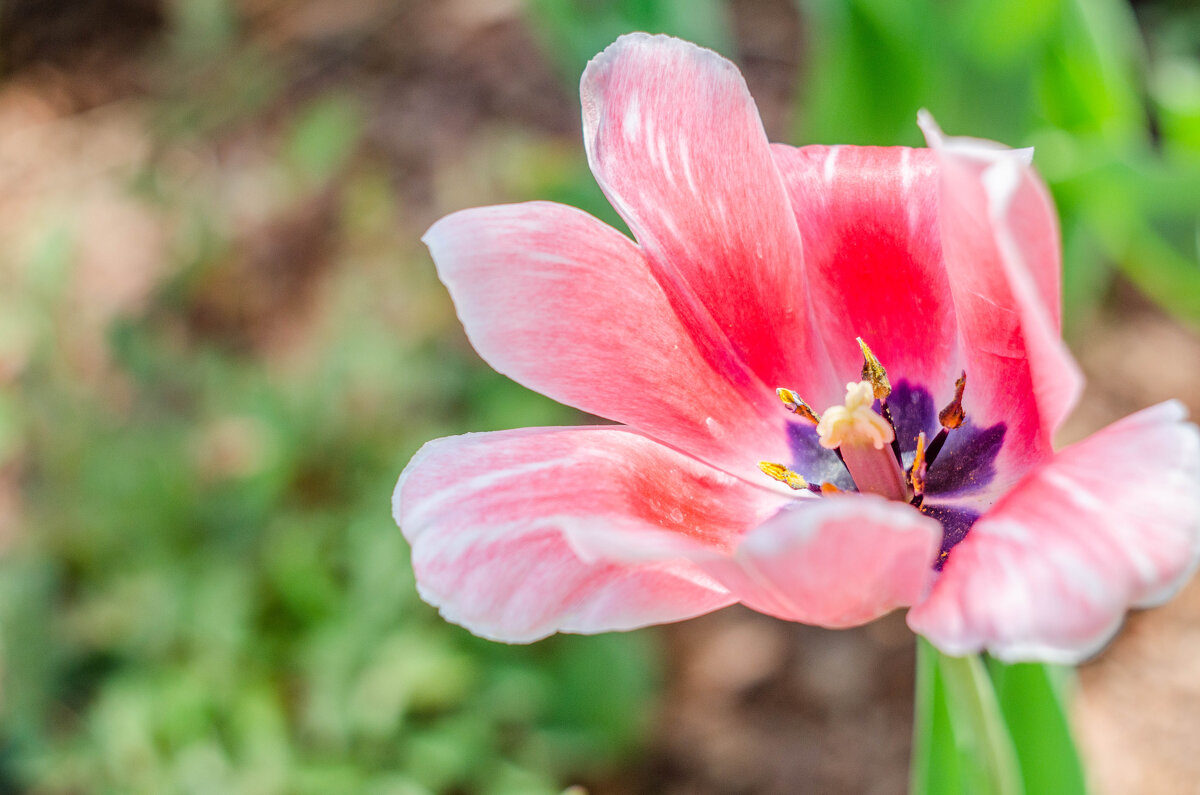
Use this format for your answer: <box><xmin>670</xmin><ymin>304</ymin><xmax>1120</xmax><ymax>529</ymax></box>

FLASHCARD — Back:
<box><xmin>783</xmin><ymin>379</ymin><xmax>1006</xmax><ymax>567</ymax></box>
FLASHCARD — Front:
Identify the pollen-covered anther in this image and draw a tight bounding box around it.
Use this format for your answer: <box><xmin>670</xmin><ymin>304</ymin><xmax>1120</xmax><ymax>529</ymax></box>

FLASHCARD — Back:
<box><xmin>776</xmin><ymin>387</ymin><xmax>821</xmax><ymax>424</ymax></box>
<box><xmin>856</xmin><ymin>337</ymin><xmax>891</xmax><ymax>401</ymax></box>
<box><xmin>816</xmin><ymin>381</ymin><xmax>895</xmax><ymax>451</ymax></box>
<box><xmin>758</xmin><ymin>461</ymin><xmax>808</xmax><ymax>490</ymax></box>
<box><xmin>938</xmin><ymin>371</ymin><xmax>967</xmax><ymax>430</ymax></box>
<box><xmin>909</xmin><ymin>431</ymin><xmax>927</xmax><ymax>498</ymax></box>
<box><xmin>926</xmin><ymin>371</ymin><xmax>968</xmax><ymax>467</ymax></box>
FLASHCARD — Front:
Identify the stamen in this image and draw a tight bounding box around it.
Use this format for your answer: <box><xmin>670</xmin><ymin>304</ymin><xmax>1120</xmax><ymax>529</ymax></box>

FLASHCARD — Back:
<box><xmin>854</xmin><ymin>338</ymin><xmax>903</xmax><ymax>465</ymax></box>
<box><xmin>758</xmin><ymin>461</ymin><xmax>809</xmax><ymax>491</ymax></box>
<box><xmin>925</xmin><ymin>428</ymin><xmax>949</xmax><ymax>467</ymax></box>
<box><xmin>909</xmin><ymin>431</ymin><xmax>927</xmax><ymax>498</ymax></box>
<box><xmin>776</xmin><ymin>387</ymin><xmax>821</xmax><ymax>424</ymax></box>
<box><xmin>856</xmin><ymin>337</ymin><xmax>891</xmax><ymax>401</ymax></box>
<box><xmin>938</xmin><ymin>371</ymin><xmax>967</xmax><ymax>429</ymax></box>
<box><xmin>927</xmin><ymin>372</ymin><xmax>967</xmax><ymax>466</ymax></box>
<box><xmin>820</xmin><ymin>482</ymin><xmax>842</xmax><ymax>494</ymax></box>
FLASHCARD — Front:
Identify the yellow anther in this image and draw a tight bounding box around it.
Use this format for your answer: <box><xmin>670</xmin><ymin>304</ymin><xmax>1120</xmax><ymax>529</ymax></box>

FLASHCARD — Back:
<box><xmin>856</xmin><ymin>337</ymin><xmax>891</xmax><ymax>401</ymax></box>
<box><xmin>776</xmin><ymin>387</ymin><xmax>821</xmax><ymax>424</ymax></box>
<box><xmin>938</xmin><ymin>371</ymin><xmax>967</xmax><ymax>430</ymax></box>
<box><xmin>910</xmin><ymin>431</ymin><xmax>927</xmax><ymax>497</ymax></box>
<box><xmin>820</xmin><ymin>482</ymin><xmax>842</xmax><ymax>494</ymax></box>
<box><xmin>816</xmin><ymin>381</ymin><xmax>895</xmax><ymax>451</ymax></box>
<box><xmin>758</xmin><ymin>461</ymin><xmax>809</xmax><ymax>491</ymax></box>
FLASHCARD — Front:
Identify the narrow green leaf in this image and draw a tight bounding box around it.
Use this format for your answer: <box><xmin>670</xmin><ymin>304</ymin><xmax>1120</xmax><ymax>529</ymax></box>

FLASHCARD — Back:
<box><xmin>988</xmin><ymin>659</ymin><xmax>1088</xmax><ymax>795</ymax></box>
<box><xmin>911</xmin><ymin>637</ymin><xmax>963</xmax><ymax>794</ymax></box>
<box><xmin>913</xmin><ymin>639</ymin><xmax>1023</xmax><ymax>795</ymax></box>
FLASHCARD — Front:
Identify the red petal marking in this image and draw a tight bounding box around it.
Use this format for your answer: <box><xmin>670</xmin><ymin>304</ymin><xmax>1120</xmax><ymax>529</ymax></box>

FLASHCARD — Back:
<box><xmin>771</xmin><ymin>144</ymin><xmax>958</xmax><ymax>396</ymax></box>
<box><xmin>920</xmin><ymin>113</ymin><xmax>1082</xmax><ymax>481</ymax></box>
<box><xmin>701</xmin><ymin>494</ymin><xmax>942</xmax><ymax>628</ymax></box>
<box><xmin>395</xmin><ymin>426</ymin><xmax>791</xmax><ymax>642</ymax></box>
<box><xmin>424</xmin><ymin>201</ymin><xmax>796</xmax><ymax>483</ymax></box>
<box><xmin>580</xmin><ymin>33</ymin><xmax>834</xmax><ymax>403</ymax></box>
<box><xmin>908</xmin><ymin>401</ymin><xmax>1200</xmax><ymax>663</ymax></box>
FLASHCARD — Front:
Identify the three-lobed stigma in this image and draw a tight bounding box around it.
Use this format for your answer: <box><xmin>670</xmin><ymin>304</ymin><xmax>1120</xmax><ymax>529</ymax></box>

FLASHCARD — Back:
<box><xmin>815</xmin><ymin>381</ymin><xmax>895</xmax><ymax>452</ymax></box>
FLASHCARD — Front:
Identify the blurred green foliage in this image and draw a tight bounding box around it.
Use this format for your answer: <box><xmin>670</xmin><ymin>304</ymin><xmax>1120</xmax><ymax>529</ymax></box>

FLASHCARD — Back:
<box><xmin>529</xmin><ymin>0</ymin><xmax>733</xmax><ymax>80</ymax></box>
<box><xmin>2</xmin><ymin>0</ymin><xmax>1198</xmax><ymax>793</ymax></box>
<box><xmin>2</xmin><ymin>1</ymin><xmax>661</xmax><ymax>792</ymax></box>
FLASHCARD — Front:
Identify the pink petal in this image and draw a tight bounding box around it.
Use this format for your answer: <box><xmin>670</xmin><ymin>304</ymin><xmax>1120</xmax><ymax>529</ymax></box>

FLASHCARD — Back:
<box><xmin>395</xmin><ymin>426</ymin><xmax>791</xmax><ymax>642</ymax></box>
<box><xmin>908</xmin><ymin>401</ymin><xmax>1200</xmax><ymax>663</ymax></box>
<box><xmin>920</xmin><ymin>113</ymin><xmax>1083</xmax><ymax>479</ymax></box>
<box><xmin>424</xmin><ymin>201</ymin><xmax>797</xmax><ymax>483</ymax></box>
<box><xmin>771</xmin><ymin>144</ymin><xmax>958</xmax><ymax>393</ymax></box>
<box><xmin>702</xmin><ymin>494</ymin><xmax>943</xmax><ymax>628</ymax></box>
<box><xmin>580</xmin><ymin>34</ymin><xmax>834</xmax><ymax>404</ymax></box>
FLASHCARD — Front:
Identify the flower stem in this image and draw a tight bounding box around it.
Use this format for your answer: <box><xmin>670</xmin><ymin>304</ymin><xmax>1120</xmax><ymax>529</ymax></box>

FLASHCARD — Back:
<box><xmin>911</xmin><ymin>638</ymin><xmax>1023</xmax><ymax>795</ymax></box>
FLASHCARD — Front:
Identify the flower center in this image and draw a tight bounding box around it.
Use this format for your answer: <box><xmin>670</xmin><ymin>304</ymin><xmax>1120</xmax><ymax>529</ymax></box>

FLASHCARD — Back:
<box><xmin>763</xmin><ymin>347</ymin><xmax>1006</xmax><ymax>569</ymax></box>
<box><xmin>759</xmin><ymin>337</ymin><xmax>970</xmax><ymax>510</ymax></box>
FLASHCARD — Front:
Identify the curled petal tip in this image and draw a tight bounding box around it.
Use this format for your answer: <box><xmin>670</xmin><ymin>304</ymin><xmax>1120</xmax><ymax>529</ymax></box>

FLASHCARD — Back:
<box><xmin>916</xmin><ymin>109</ymin><xmax>943</xmax><ymax>145</ymax></box>
<box><xmin>918</xmin><ymin>112</ymin><xmax>1034</xmax><ymax>165</ymax></box>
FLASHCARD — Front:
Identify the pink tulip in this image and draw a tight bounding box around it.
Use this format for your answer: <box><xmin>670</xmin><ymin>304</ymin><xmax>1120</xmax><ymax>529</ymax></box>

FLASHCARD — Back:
<box><xmin>394</xmin><ymin>33</ymin><xmax>1200</xmax><ymax>662</ymax></box>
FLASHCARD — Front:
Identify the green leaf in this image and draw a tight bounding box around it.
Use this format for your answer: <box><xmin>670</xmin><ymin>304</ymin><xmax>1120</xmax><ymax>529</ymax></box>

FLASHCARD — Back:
<box><xmin>987</xmin><ymin>659</ymin><xmax>1088</xmax><ymax>795</ymax></box>
<box><xmin>912</xmin><ymin>639</ymin><xmax>1023</xmax><ymax>795</ymax></box>
<box><xmin>911</xmin><ymin>635</ymin><xmax>961</xmax><ymax>794</ymax></box>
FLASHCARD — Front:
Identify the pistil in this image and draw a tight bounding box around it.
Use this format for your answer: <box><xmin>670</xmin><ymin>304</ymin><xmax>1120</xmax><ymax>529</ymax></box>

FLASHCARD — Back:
<box><xmin>816</xmin><ymin>381</ymin><xmax>909</xmax><ymax>501</ymax></box>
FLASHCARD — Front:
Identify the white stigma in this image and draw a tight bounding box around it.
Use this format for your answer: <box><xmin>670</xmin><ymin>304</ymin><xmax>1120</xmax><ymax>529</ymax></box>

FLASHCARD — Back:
<box><xmin>816</xmin><ymin>381</ymin><xmax>895</xmax><ymax>451</ymax></box>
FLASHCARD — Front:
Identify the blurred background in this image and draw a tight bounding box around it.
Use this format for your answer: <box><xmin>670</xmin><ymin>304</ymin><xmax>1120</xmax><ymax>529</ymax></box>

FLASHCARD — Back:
<box><xmin>1</xmin><ymin>0</ymin><xmax>1198</xmax><ymax>792</ymax></box>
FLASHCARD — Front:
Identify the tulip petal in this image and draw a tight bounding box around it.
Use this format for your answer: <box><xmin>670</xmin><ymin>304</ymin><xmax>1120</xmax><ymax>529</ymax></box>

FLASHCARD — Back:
<box><xmin>424</xmin><ymin>201</ymin><xmax>797</xmax><ymax>483</ymax></box>
<box><xmin>395</xmin><ymin>426</ymin><xmax>791</xmax><ymax>642</ymax></box>
<box><xmin>581</xmin><ymin>33</ymin><xmax>833</xmax><ymax>403</ymax></box>
<box><xmin>920</xmin><ymin>112</ymin><xmax>1083</xmax><ymax>481</ymax></box>
<box><xmin>771</xmin><ymin>144</ymin><xmax>958</xmax><ymax>392</ymax></box>
<box><xmin>702</xmin><ymin>494</ymin><xmax>943</xmax><ymax>628</ymax></box>
<box><xmin>908</xmin><ymin>401</ymin><xmax>1200</xmax><ymax>663</ymax></box>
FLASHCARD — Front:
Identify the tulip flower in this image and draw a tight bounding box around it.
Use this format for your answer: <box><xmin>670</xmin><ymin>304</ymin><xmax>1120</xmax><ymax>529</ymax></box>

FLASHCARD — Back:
<box><xmin>394</xmin><ymin>32</ymin><xmax>1200</xmax><ymax>665</ymax></box>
